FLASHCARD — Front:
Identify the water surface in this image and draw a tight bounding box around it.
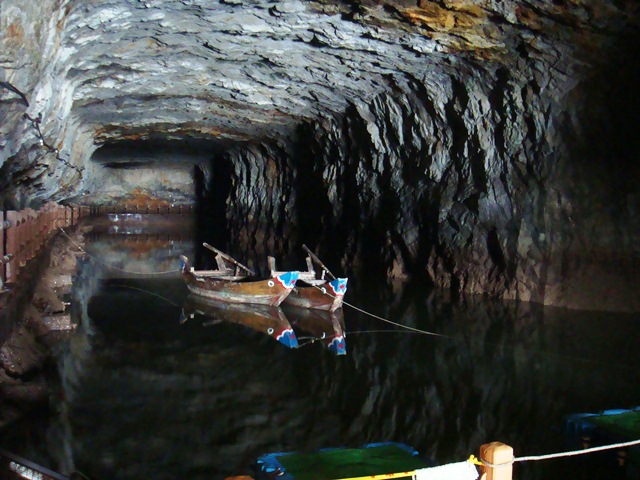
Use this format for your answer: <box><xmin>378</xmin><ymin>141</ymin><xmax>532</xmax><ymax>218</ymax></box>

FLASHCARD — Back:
<box><xmin>7</xmin><ymin>219</ymin><xmax>640</xmax><ymax>480</ymax></box>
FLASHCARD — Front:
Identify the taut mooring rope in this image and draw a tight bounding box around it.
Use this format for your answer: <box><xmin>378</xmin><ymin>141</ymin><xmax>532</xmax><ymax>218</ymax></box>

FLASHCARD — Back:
<box><xmin>108</xmin><ymin>284</ymin><xmax>180</xmax><ymax>307</ymax></box>
<box><xmin>309</xmin><ymin>283</ymin><xmax>447</xmax><ymax>338</ymax></box>
<box><xmin>342</xmin><ymin>298</ymin><xmax>448</xmax><ymax>338</ymax></box>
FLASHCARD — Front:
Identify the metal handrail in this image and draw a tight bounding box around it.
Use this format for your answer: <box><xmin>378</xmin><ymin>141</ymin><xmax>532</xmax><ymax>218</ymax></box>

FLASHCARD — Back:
<box><xmin>0</xmin><ymin>448</ymin><xmax>70</xmax><ymax>480</ymax></box>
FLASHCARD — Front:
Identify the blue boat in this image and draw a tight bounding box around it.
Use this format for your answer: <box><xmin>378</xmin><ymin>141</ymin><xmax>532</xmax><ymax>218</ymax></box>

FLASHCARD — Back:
<box><xmin>565</xmin><ymin>406</ymin><xmax>640</xmax><ymax>478</ymax></box>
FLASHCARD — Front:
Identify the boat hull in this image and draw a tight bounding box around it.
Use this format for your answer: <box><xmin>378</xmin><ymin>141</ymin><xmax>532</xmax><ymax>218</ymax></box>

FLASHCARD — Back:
<box><xmin>181</xmin><ymin>256</ymin><xmax>298</xmax><ymax>307</ymax></box>
<box><xmin>283</xmin><ymin>278</ymin><xmax>348</xmax><ymax>311</ymax></box>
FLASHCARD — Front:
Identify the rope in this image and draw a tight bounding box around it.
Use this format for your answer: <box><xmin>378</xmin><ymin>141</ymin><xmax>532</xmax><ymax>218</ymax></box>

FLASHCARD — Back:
<box><xmin>478</xmin><ymin>438</ymin><xmax>640</xmax><ymax>469</ymax></box>
<box><xmin>346</xmin><ymin>329</ymin><xmax>433</xmax><ymax>335</ymax></box>
<box><xmin>59</xmin><ymin>227</ymin><xmax>181</xmax><ymax>276</ymax></box>
<box><xmin>70</xmin><ymin>470</ymin><xmax>93</xmax><ymax>480</ymax></box>
<box><xmin>342</xmin><ymin>299</ymin><xmax>448</xmax><ymax>338</ymax></box>
<box><xmin>343</xmin><ymin>295</ymin><xmax>639</xmax><ymax>370</ymax></box>
<box><xmin>303</xmin><ymin>281</ymin><xmax>640</xmax><ymax>371</ymax></box>
<box><xmin>107</xmin><ymin>284</ymin><xmax>180</xmax><ymax>307</ymax></box>
<box><xmin>308</xmin><ymin>283</ymin><xmax>448</xmax><ymax>339</ymax></box>
<box><xmin>296</xmin><ymin>338</ymin><xmax>320</xmax><ymax>348</ymax></box>
<box><xmin>514</xmin><ymin>438</ymin><xmax>640</xmax><ymax>463</ymax></box>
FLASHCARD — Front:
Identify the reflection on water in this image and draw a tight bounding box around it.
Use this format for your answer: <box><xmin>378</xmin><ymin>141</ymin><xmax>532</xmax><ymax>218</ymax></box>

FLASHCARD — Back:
<box><xmin>7</xmin><ymin>221</ymin><xmax>640</xmax><ymax>480</ymax></box>
<box><xmin>182</xmin><ymin>295</ymin><xmax>299</xmax><ymax>349</ymax></box>
<box><xmin>283</xmin><ymin>305</ymin><xmax>347</xmax><ymax>355</ymax></box>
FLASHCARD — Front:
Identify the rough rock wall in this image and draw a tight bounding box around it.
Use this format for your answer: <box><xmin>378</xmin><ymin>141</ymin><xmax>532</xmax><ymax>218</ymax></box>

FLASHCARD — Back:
<box><xmin>0</xmin><ymin>0</ymin><xmax>92</xmax><ymax>204</ymax></box>
<box><xmin>197</xmin><ymin>143</ymin><xmax>298</xmax><ymax>272</ymax></box>
<box><xmin>0</xmin><ymin>228</ymin><xmax>81</xmax><ymax>429</ymax></box>
<box><xmin>217</xmin><ymin>53</ymin><xmax>639</xmax><ymax>311</ymax></box>
<box><xmin>2</xmin><ymin>0</ymin><xmax>639</xmax><ymax>311</ymax></box>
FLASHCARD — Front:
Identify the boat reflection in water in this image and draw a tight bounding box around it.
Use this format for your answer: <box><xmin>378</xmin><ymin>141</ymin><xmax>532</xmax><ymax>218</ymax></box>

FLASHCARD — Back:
<box><xmin>181</xmin><ymin>294</ymin><xmax>299</xmax><ymax>348</ymax></box>
<box><xmin>283</xmin><ymin>305</ymin><xmax>347</xmax><ymax>355</ymax></box>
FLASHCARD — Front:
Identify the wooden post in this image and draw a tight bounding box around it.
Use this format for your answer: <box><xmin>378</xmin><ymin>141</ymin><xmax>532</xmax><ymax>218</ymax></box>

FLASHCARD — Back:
<box><xmin>23</xmin><ymin>209</ymin><xmax>31</xmax><ymax>262</ymax></box>
<box><xmin>5</xmin><ymin>211</ymin><xmax>18</xmax><ymax>282</ymax></box>
<box><xmin>50</xmin><ymin>203</ymin><xmax>56</xmax><ymax>231</ymax></box>
<box><xmin>36</xmin><ymin>207</ymin><xmax>42</xmax><ymax>245</ymax></box>
<box><xmin>48</xmin><ymin>203</ymin><xmax>53</xmax><ymax>233</ymax></box>
<box><xmin>31</xmin><ymin>208</ymin><xmax>38</xmax><ymax>257</ymax></box>
<box><xmin>47</xmin><ymin>203</ymin><xmax>54</xmax><ymax>235</ymax></box>
<box><xmin>41</xmin><ymin>206</ymin><xmax>46</xmax><ymax>241</ymax></box>
<box><xmin>58</xmin><ymin>204</ymin><xmax>63</xmax><ymax>227</ymax></box>
<box><xmin>1</xmin><ymin>211</ymin><xmax>5</xmax><ymax>287</ymax></box>
<box><xmin>480</xmin><ymin>442</ymin><xmax>513</xmax><ymax>480</ymax></box>
<box><xmin>17</xmin><ymin>211</ymin><xmax>26</xmax><ymax>267</ymax></box>
<box><xmin>35</xmin><ymin>208</ymin><xmax>43</xmax><ymax>254</ymax></box>
<box><xmin>29</xmin><ymin>209</ymin><xmax>34</xmax><ymax>259</ymax></box>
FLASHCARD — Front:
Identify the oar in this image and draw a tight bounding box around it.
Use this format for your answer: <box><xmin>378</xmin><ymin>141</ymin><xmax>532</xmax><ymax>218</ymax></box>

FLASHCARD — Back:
<box><xmin>302</xmin><ymin>244</ymin><xmax>336</xmax><ymax>280</ymax></box>
<box><xmin>202</xmin><ymin>243</ymin><xmax>256</xmax><ymax>276</ymax></box>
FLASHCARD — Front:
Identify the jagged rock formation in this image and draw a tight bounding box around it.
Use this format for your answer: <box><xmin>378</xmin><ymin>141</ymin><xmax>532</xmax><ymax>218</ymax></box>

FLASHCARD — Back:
<box><xmin>1</xmin><ymin>1</ymin><xmax>639</xmax><ymax>311</ymax></box>
<box><xmin>0</xmin><ymin>229</ymin><xmax>81</xmax><ymax>429</ymax></box>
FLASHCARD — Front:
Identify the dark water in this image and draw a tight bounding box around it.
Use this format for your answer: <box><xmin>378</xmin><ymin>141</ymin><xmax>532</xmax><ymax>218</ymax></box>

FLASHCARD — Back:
<box><xmin>5</xmin><ymin>218</ymin><xmax>640</xmax><ymax>480</ymax></box>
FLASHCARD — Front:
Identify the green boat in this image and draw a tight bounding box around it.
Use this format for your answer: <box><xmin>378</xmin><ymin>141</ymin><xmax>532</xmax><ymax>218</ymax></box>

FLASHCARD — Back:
<box><xmin>253</xmin><ymin>442</ymin><xmax>432</xmax><ymax>480</ymax></box>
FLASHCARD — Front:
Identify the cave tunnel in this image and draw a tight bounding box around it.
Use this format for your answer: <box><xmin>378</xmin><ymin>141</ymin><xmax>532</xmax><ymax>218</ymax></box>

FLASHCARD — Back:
<box><xmin>2</xmin><ymin>2</ymin><xmax>640</xmax><ymax>479</ymax></box>
<box><xmin>1</xmin><ymin>0</ymin><xmax>639</xmax><ymax>311</ymax></box>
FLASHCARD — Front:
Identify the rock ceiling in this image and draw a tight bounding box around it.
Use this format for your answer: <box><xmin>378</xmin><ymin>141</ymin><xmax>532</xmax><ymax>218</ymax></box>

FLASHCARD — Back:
<box><xmin>1</xmin><ymin>0</ymin><xmax>636</xmax><ymax>204</ymax></box>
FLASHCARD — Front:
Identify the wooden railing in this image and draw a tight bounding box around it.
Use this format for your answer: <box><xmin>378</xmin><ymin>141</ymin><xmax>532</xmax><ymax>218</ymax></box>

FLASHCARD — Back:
<box><xmin>0</xmin><ymin>202</ymin><xmax>194</xmax><ymax>290</ymax></box>
<box><xmin>87</xmin><ymin>204</ymin><xmax>194</xmax><ymax>215</ymax></box>
<box><xmin>1</xmin><ymin>203</ymin><xmax>82</xmax><ymax>288</ymax></box>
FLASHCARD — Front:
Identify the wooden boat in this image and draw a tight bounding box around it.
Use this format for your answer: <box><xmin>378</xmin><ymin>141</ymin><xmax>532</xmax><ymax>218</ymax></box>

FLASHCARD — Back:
<box><xmin>283</xmin><ymin>304</ymin><xmax>346</xmax><ymax>355</ymax></box>
<box><xmin>253</xmin><ymin>442</ymin><xmax>433</xmax><ymax>480</ymax></box>
<box><xmin>179</xmin><ymin>244</ymin><xmax>298</xmax><ymax>307</ymax></box>
<box><xmin>181</xmin><ymin>294</ymin><xmax>299</xmax><ymax>348</ymax></box>
<box><xmin>269</xmin><ymin>245</ymin><xmax>347</xmax><ymax>312</ymax></box>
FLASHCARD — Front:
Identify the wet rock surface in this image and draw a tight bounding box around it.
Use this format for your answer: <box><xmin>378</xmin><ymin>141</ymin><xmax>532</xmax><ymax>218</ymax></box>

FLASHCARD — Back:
<box><xmin>0</xmin><ymin>230</ymin><xmax>83</xmax><ymax>429</ymax></box>
<box><xmin>1</xmin><ymin>1</ymin><xmax>639</xmax><ymax>311</ymax></box>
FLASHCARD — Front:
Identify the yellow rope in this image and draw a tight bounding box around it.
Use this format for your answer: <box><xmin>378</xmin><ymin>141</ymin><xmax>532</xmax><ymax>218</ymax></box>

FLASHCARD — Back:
<box><xmin>333</xmin><ymin>471</ymin><xmax>418</xmax><ymax>480</ymax></box>
<box><xmin>332</xmin><ymin>457</ymin><xmax>483</xmax><ymax>480</ymax></box>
